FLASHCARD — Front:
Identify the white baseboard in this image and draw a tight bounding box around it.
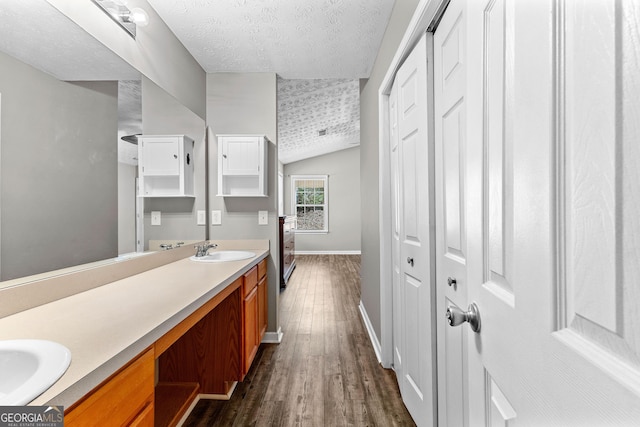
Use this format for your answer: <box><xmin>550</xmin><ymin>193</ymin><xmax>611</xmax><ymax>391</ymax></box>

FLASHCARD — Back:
<box><xmin>176</xmin><ymin>383</ymin><xmax>238</xmax><ymax>426</ymax></box>
<box><xmin>176</xmin><ymin>394</ymin><xmax>201</xmax><ymax>426</ymax></box>
<box><xmin>295</xmin><ymin>250</ymin><xmax>362</xmax><ymax>255</ymax></box>
<box><xmin>199</xmin><ymin>381</ymin><xmax>237</xmax><ymax>401</ymax></box>
<box><xmin>262</xmin><ymin>327</ymin><xmax>283</xmax><ymax>343</ymax></box>
<box><xmin>359</xmin><ymin>301</ymin><xmax>382</xmax><ymax>364</ymax></box>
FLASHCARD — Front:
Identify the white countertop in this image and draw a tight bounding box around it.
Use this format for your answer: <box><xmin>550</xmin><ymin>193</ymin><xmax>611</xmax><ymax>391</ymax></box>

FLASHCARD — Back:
<box><xmin>0</xmin><ymin>242</ymin><xmax>269</xmax><ymax>407</ymax></box>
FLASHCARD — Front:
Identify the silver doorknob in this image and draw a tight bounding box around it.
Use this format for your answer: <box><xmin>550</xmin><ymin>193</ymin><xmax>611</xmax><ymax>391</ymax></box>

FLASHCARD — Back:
<box><xmin>446</xmin><ymin>302</ymin><xmax>481</xmax><ymax>333</ymax></box>
<box><xmin>447</xmin><ymin>277</ymin><xmax>457</xmax><ymax>287</ymax></box>
<box><xmin>407</xmin><ymin>257</ymin><xmax>414</xmax><ymax>266</ymax></box>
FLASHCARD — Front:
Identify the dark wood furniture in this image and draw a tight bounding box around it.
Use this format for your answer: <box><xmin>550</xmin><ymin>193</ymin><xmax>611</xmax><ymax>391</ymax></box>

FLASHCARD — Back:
<box><xmin>279</xmin><ymin>216</ymin><xmax>296</xmax><ymax>287</ymax></box>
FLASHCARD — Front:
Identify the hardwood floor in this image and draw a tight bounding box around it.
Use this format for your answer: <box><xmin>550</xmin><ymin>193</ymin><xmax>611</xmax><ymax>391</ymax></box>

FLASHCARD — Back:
<box><xmin>183</xmin><ymin>255</ymin><xmax>416</xmax><ymax>426</ymax></box>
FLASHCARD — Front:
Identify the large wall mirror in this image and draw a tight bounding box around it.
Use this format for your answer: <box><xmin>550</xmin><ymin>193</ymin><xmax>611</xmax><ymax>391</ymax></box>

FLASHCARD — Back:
<box><xmin>0</xmin><ymin>2</ymin><xmax>206</xmax><ymax>286</ymax></box>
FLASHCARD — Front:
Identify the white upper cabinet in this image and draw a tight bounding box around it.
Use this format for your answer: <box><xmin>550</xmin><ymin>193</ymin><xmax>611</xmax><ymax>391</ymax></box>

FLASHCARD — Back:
<box><xmin>217</xmin><ymin>135</ymin><xmax>268</xmax><ymax>197</ymax></box>
<box><xmin>138</xmin><ymin>135</ymin><xmax>194</xmax><ymax>197</ymax></box>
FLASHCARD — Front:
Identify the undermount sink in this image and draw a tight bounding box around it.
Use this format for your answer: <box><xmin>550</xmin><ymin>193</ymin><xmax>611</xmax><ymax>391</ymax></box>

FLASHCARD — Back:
<box><xmin>190</xmin><ymin>251</ymin><xmax>256</xmax><ymax>263</ymax></box>
<box><xmin>0</xmin><ymin>339</ymin><xmax>71</xmax><ymax>405</ymax></box>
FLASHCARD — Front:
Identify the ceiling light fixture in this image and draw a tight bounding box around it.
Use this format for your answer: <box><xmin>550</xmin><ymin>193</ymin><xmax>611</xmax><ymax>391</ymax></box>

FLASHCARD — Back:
<box><xmin>92</xmin><ymin>0</ymin><xmax>149</xmax><ymax>38</ymax></box>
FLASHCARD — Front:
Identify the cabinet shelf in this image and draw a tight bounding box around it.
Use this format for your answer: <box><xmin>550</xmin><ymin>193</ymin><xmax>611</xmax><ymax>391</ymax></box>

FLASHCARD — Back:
<box><xmin>221</xmin><ymin>172</ymin><xmax>261</xmax><ymax>177</ymax></box>
<box><xmin>137</xmin><ymin>194</ymin><xmax>195</xmax><ymax>198</ymax></box>
<box><xmin>142</xmin><ymin>173</ymin><xmax>181</xmax><ymax>177</ymax></box>
<box><xmin>155</xmin><ymin>382</ymin><xmax>199</xmax><ymax>427</ymax></box>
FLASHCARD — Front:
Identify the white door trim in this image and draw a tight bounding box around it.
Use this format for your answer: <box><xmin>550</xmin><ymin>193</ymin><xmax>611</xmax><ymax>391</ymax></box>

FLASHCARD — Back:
<box><xmin>377</xmin><ymin>0</ymin><xmax>448</xmax><ymax>368</ymax></box>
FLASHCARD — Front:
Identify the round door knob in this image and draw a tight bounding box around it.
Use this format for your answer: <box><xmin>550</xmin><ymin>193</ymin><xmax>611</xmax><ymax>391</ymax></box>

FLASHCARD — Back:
<box><xmin>407</xmin><ymin>257</ymin><xmax>414</xmax><ymax>266</ymax></box>
<box><xmin>447</xmin><ymin>277</ymin><xmax>457</xmax><ymax>287</ymax></box>
<box><xmin>446</xmin><ymin>302</ymin><xmax>481</xmax><ymax>333</ymax></box>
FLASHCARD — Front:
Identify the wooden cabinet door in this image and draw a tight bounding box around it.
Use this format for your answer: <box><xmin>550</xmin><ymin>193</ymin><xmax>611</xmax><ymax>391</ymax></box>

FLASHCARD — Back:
<box><xmin>243</xmin><ymin>286</ymin><xmax>259</xmax><ymax>376</ymax></box>
<box><xmin>257</xmin><ymin>276</ymin><xmax>267</xmax><ymax>341</ymax></box>
<box><xmin>65</xmin><ymin>349</ymin><xmax>154</xmax><ymax>427</ymax></box>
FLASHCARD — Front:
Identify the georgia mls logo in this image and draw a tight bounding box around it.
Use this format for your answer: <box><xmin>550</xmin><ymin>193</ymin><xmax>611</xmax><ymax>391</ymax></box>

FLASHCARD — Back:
<box><xmin>0</xmin><ymin>406</ymin><xmax>64</xmax><ymax>427</ymax></box>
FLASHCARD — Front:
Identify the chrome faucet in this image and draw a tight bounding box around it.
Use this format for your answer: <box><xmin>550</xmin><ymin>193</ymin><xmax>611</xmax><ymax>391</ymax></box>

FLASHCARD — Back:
<box><xmin>160</xmin><ymin>242</ymin><xmax>184</xmax><ymax>250</ymax></box>
<box><xmin>194</xmin><ymin>241</ymin><xmax>217</xmax><ymax>257</ymax></box>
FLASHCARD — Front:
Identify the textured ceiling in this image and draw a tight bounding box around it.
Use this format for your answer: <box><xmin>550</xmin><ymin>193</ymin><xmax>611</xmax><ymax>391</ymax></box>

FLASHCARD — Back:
<box><xmin>0</xmin><ymin>0</ymin><xmax>139</xmax><ymax>81</ymax></box>
<box><xmin>1</xmin><ymin>0</ymin><xmax>394</xmax><ymax>164</ymax></box>
<box><xmin>278</xmin><ymin>78</ymin><xmax>359</xmax><ymax>164</ymax></box>
<box><xmin>146</xmin><ymin>0</ymin><xmax>395</xmax><ymax>79</ymax></box>
<box><xmin>0</xmin><ymin>1</ymin><xmax>141</xmax><ymax>166</ymax></box>
<box><xmin>146</xmin><ymin>0</ymin><xmax>387</xmax><ymax>161</ymax></box>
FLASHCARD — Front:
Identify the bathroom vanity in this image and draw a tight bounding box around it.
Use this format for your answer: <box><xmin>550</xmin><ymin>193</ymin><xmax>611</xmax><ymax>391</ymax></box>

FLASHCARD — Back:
<box><xmin>0</xmin><ymin>240</ymin><xmax>270</xmax><ymax>426</ymax></box>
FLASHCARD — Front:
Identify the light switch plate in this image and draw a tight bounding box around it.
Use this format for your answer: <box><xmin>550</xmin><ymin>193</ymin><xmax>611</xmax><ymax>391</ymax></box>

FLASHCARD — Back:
<box><xmin>258</xmin><ymin>210</ymin><xmax>268</xmax><ymax>225</ymax></box>
<box><xmin>197</xmin><ymin>210</ymin><xmax>206</xmax><ymax>225</ymax></box>
<box><xmin>151</xmin><ymin>211</ymin><xmax>161</xmax><ymax>226</ymax></box>
<box><xmin>211</xmin><ymin>210</ymin><xmax>222</xmax><ymax>225</ymax></box>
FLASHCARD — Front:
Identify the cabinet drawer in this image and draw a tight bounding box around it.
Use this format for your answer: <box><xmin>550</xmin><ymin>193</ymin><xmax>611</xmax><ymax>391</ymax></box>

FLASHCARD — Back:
<box><xmin>128</xmin><ymin>401</ymin><xmax>154</xmax><ymax>427</ymax></box>
<box><xmin>243</xmin><ymin>266</ymin><xmax>258</xmax><ymax>297</ymax></box>
<box><xmin>258</xmin><ymin>258</ymin><xmax>267</xmax><ymax>280</ymax></box>
<box><xmin>65</xmin><ymin>349</ymin><xmax>154</xmax><ymax>426</ymax></box>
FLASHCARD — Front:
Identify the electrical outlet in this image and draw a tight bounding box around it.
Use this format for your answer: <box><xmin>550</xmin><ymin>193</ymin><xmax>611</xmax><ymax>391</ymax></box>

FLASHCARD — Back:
<box><xmin>197</xmin><ymin>210</ymin><xmax>206</xmax><ymax>225</ymax></box>
<box><xmin>258</xmin><ymin>210</ymin><xmax>268</xmax><ymax>225</ymax></box>
<box><xmin>151</xmin><ymin>211</ymin><xmax>161</xmax><ymax>226</ymax></box>
<box><xmin>211</xmin><ymin>210</ymin><xmax>222</xmax><ymax>225</ymax></box>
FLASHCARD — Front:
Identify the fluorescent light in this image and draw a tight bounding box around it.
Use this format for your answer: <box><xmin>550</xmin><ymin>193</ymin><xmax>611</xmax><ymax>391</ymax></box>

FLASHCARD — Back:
<box><xmin>92</xmin><ymin>0</ymin><xmax>148</xmax><ymax>38</ymax></box>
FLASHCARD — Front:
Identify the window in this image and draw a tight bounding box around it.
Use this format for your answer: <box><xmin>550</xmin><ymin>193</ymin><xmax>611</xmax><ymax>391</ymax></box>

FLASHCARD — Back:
<box><xmin>291</xmin><ymin>175</ymin><xmax>328</xmax><ymax>233</ymax></box>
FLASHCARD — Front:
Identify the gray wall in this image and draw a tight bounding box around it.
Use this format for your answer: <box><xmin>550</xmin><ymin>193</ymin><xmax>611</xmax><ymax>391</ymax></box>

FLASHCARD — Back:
<box><xmin>206</xmin><ymin>73</ymin><xmax>280</xmax><ymax>335</ymax></box>
<box><xmin>141</xmin><ymin>76</ymin><xmax>206</xmax><ymax>248</ymax></box>
<box><xmin>359</xmin><ymin>0</ymin><xmax>420</xmax><ymax>341</ymax></box>
<box><xmin>118</xmin><ymin>163</ymin><xmax>137</xmax><ymax>254</ymax></box>
<box><xmin>284</xmin><ymin>147</ymin><xmax>361</xmax><ymax>253</ymax></box>
<box><xmin>0</xmin><ymin>51</ymin><xmax>118</xmax><ymax>280</ymax></box>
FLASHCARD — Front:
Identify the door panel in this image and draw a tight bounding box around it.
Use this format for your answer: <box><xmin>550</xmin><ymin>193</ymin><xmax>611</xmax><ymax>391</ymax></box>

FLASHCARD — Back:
<box><xmin>483</xmin><ymin>0</ymin><xmax>514</xmax><ymax>303</ymax></box>
<box><xmin>404</xmin><ymin>274</ymin><xmax>424</xmax><ymax>397</ymax></box>
<box><xmin>390</xmin><ymin>80</ymin><xmax>404</xmax><ymax>374</ymax></box>
<box><xmin>442</xmin><ymin>105</ymin><xmax>465</xmax><ymax>259</ymax></box>
<box><xmin>485</xmin><ymin>373</ymin><xmax>517</xmax><ymax>427</ymax></box>
<box><xmin>462</xmin><ymin>0</ymin><xmax>640</xmax><ymax>424</ymax></box>
<box><xmin>444</xmin><ymin>297</ymin><xmax>465</xmax><ymax>427</ymax></box>
<box><xmin>402</xmin><ymin>131</ymin><xmax>419</xmax><ymax>242</ymax></box>
<box><xmin>557</xmin><ymin>0</ymin><xmax>640</xmax><ymax>391</ymax></box>
<box><xmin>434</xmin><ymin>1</ymin><xmax>468</xmax><ymax>425</ymax></box>
<box><xmin>563</xmin><ymin>0</ymin><xmax>618</xmax><ymax>335</ymax></box>
<box><xmin>395</xmin><ymin>33</ymin><xmax>436</xmax><ymax>426</ymax></box>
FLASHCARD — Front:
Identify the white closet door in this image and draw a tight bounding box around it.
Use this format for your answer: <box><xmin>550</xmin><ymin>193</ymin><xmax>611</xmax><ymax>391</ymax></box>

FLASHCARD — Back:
<box><xmin>434</xmin><ymin>0</ymin><xmax>640</xmax><ymax>424</ymax></box>
<box><xmin>434</xmin><ymin>0</ymin><xmax>469</xmax><ymax>424</ymax></box>
<box><xmin>395</xmin><ymin>33</ymin><xmax>437</xmax><ymax>426</ymax></box>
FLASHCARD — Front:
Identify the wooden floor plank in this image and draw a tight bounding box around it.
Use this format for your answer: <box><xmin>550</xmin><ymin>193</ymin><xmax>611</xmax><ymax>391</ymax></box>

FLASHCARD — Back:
<box><xmin>183</xmin><ymin>255</ymin><xmax>416</xmax><ymax>426</ymax></box>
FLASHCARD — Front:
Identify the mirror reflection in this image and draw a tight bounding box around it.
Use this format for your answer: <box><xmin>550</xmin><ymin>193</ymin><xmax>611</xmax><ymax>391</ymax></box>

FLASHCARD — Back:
<box><xmin>0</xmin><ymin>1</ymin><xmax>205</xmax><ymax>284</ymax></box>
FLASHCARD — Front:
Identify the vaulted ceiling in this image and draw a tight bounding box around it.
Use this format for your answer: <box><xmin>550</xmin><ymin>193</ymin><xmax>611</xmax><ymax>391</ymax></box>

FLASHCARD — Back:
<box><xmin>147</xmin><ymin>0</ymin><xmax>395</xmax><ymax>163</ymax></box>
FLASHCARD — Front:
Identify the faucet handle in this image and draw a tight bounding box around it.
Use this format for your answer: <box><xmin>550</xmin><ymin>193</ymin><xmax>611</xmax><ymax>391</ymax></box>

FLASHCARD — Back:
<box><xmin>193</xmin><ymin>243</ymin><xmax>213</xmax><ymax>257</ymax></box>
